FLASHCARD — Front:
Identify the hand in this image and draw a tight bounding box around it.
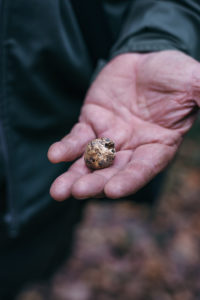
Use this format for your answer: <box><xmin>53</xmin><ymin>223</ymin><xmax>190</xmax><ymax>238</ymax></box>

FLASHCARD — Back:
<box><xmin>48</xmin><ymin>50</ymin><xmax>200</xmax><ymax>201</ymax></box>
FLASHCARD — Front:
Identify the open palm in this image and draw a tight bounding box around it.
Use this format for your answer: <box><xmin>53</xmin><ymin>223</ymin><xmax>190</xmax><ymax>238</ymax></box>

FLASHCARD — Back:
<box><xmin>48</xmin><ymin>50</ymin><xmax>199</xmax><ymax>201</ymax></box>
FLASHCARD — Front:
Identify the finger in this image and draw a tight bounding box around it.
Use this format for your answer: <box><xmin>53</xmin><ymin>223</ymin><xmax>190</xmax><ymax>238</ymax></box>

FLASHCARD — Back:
<box><xmin>48</xmin><ymin>122</ymin><xmax>95</xmax><ymax>163</ymax></box>
<box><xmin>71</xmin><ymin>150</ymin><xmax>132</xmax><ymax>199</ymax></box>
<box><xmin>50</xmin><ymin>157</ymin><xmax>90</xmax><ymax>201</ymax></box>
<box><xmin>104</xmin><ymin>143</ymin><xmax>177</xmax><ymax>199</ymax></box>
<box><xmin>81</xmin><ymin>103</ymin><xmax>133</xmax><ymax>151</ymax></box>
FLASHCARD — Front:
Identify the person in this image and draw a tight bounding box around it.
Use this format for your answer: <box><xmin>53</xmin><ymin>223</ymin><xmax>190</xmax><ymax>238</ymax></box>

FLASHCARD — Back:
<box><xmin>0</xmin><ymin>0</ymin><xmax>200</xmax><ymax>299</ymax></box>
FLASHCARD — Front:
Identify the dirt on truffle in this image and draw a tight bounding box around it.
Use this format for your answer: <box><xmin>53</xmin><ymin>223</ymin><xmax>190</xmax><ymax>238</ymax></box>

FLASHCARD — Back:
<box><xmin>84</xmin><ymin>138</ymin><xmax>116</xmax><ymax>170</ymax></box>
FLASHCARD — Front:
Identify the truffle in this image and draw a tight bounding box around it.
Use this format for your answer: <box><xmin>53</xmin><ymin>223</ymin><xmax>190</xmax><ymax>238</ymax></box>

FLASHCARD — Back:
<box><xmin>84</xmin><ymin>138</ymin><xmax>116</xmax><ymax>170</ymax></box>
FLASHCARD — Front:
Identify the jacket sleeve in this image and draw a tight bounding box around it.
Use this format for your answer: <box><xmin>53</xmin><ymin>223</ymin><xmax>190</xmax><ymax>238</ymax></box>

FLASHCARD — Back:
<box><xmin>109</xmin><ymin>0</ymin><xmax>200</xmax><ymax>61</ymax></box>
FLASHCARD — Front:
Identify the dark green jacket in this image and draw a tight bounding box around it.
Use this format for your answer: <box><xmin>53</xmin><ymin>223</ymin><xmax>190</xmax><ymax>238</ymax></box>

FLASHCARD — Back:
<box><xmin>0</xmin><ymin>0</ymin><xmax>199</xmax><ymax>236</ymax></box>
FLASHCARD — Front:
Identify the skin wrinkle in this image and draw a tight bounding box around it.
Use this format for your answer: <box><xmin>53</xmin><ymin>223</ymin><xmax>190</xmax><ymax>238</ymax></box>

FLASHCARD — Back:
<box><xmin>191</xmin><ymin>65</ymin><xmax>200</xmax><ymax>107</ymax></box>
<box><xmin>136</xmin><ymin>53</ymin><xmax>163</xmax><ymax>122</ymax></box>
<box><xmin>72</xmin><ymin>173</ymin><xmax>107</xmax><ymax>199</ymax></box>
<box><xmin>105</xmin><ymin>169</ymin><xmax>152</xmax><ymax>198</ymax></box>
<box><xmin>126</xmin><ymin>138</ymin><xmax>180</xmax><ymax>151</ymax></box>
<box><xmin>81</xmin><ymin>103</ymin><xmax>131</xmax><ymax>144</ymax></box>
<box><xmin>135</xmin><ymin>51</ymin><xmax>196</xmax><ymax>124</ymax></box>
<box><xmin>139</xmin><ymin>93</ymin><xmax>195</xmax><ymax>130</ymax></box>
<box><xmin>136</xmin><ymin>99</ymin><xmax>151</xmax><ymax>122</ymax></box>
<box><xmin>174</xmin><ymin>109</ymin><xmax>198</xmax><ymax>134</ymax></box>
<box><xmin>169</xmin><ymin>106</ymin><xmax>197</xmax><ymax>131</ymax></box>
<box><xmin>61</xmin><ymin>136</ymin><xmax>77</xmax><ymax>148</ymax></box>
<box><xmin>65</xmin><ymin>159</ymin><xmax>90</xmax><ymax>178</ymax></box>
<box><xmin>149</xmin><ymin>84</ymin><xmax>184</xmax><ymax>96</ymax></box>
<box><xmin>85</xmin><ymin>83</ymin><xmax>114</xmax><ymax>110</ymax></box>
<box><xmin>85</xmin><ymin>94</ymin><xmax>133</xmax><ymax>124</ymax></box>
<box><xmin>59</xmin><ymin>139</ymin><xmax>89</xmax><ymax>162</ymax></box>
<box><xmin>70</xmin><ymin>122</ymin><xmax>88</xmax><ymax>134</ymax></box>
<box><xmin>160</xmin><ymin>91</ymin><xmax>193</xmax><ymax>107</ymax></box>
<box><xmin>128</xmin><ymin>158</ymin><xmax>155</xmax><ymax>170</ymax></box>
<box><xmin>109</xmin><ymin>85</ymin><xmax>134</xmax><ymax>115</ymax></box>
<box><xmin>136</xmin><ymin>88</ymin><xmax>187</xmax><ymax>127</ymax></box>
<box><xmin>78</xmin><ymin>116</ymin><xmax>99</xmax><ymax>139</ymax></box>
<box><xmin>122</xmin><ymin>118</ymin><xmax>181</xmax><ymax>150</ymax></box>
<box><xmin>80</xmin><ymin>104</ymin><xmax>112</xmax><ymax>134</ymax></box>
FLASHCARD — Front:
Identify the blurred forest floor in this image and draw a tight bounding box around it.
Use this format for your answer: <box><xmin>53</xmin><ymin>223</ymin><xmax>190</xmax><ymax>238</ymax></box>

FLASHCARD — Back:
<box><xmin>17</xmin><ymin>117</ymin><xmax>200</xmax><ymax>300</ymax></box>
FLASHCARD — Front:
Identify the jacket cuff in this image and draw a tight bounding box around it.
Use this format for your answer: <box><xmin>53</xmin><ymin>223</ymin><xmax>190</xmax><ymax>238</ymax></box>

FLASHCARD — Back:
<box><xmin>109</xmin><ymin>38</ymin><xmax>187</xmax><ymax>59</ymax></box>
<box><xmin>91</xmin><ymin>38</ymin><xmax>183</xmax><ymax>83</ymax></box>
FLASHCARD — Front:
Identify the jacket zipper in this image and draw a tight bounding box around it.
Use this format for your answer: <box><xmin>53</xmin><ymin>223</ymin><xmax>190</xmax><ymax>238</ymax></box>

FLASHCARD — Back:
<box><xmin>0</xmin><ymin>0</ymin><xmax>19</xmax><ymax>237</ymax></box>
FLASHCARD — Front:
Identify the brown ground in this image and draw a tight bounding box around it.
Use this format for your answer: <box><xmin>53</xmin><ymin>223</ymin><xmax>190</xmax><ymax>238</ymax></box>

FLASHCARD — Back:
<box><xmin>17</xmin><ymin>118</ymin><xmax>200</xmax><ymax>300</ymax></box>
